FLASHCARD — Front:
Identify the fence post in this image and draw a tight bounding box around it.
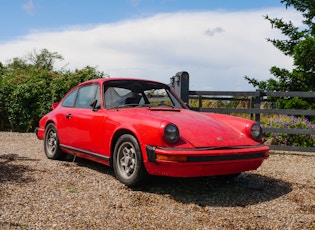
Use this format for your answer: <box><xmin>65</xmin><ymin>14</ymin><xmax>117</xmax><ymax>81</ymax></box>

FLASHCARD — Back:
<box><xmin>249</xmin><ymin>96</ymin><xmax>254</xmax><ymax>120</ymax></box>
<box><xmin>253</xmin><ymin>89</ymin><xmax>264</xmax><ymax>123</ymax></box>
<box><xmin>170</xmin><ymin>71</ymin><xmax>190</xmax><ymax>104</ymax></box>
<box><xmin>198</xmin><ymin>95</ymin><xmax>202</xmax><ymax>110</ymax></box>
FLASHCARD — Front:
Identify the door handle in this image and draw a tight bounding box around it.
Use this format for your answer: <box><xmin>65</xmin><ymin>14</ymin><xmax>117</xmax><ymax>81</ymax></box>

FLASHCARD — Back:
<box><xmin>66</xmin><ymin>113</ymin><xmax>72</xmax><ymax>119</ymax></box>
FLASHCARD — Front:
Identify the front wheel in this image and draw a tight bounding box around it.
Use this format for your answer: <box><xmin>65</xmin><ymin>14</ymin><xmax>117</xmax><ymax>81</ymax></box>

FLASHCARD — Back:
<box><xmin>113</xmin><ymin>134</ymin><xmax>148</xmax><ymax>187</ymax></box>
<box><xmin>44</xmin><ymin>123</ymin><xmax>66</xmax><ymax>160</ymax></box>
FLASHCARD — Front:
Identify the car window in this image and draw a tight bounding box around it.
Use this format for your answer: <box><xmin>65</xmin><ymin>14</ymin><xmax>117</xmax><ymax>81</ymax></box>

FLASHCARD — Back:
<box><xmin>75</xmin><ymin>84</ymin><xmax>99</xmax><ymax>108</ymax></box>
<box><xmin>144</xmin><ymin>88</ymin><xmax>173</xmax><ymax>106</ymax></box>
<box><xmin>62</xmin><ymin>89</ymin><xmax>78</xmax><ymax>107</ymax></box>
<box><xmin>104</xmin><ymin>87</ymin><xmax>134</xmax><ymax>109</ymax></box>
<box><xmin>95</xmin><ymin>85</ymin><xmax>101</xmax><ymax>109</ymax></box>
<box><xmin>103</xmin><ymin>80</ymin><xmax>184</xmax><ymax>109</ymax></box>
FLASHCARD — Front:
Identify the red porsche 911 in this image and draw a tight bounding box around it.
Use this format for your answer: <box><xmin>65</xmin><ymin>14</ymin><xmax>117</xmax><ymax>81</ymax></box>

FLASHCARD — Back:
<box><xmin>36</xmin><ymin>78</ymin><xmax>269</xmax><ymax>186</ymax></box>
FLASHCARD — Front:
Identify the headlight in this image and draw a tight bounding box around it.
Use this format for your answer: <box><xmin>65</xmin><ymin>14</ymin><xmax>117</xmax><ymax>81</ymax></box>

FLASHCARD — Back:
<box><xmin>251</xmin><ymin>124</ymin><xmax>262</xmax><ymax>140</ymax></box>
<box><xmin>163</xmin><ymin>124</ymin><xmax>179</xmax><ymax>144</ymax></box>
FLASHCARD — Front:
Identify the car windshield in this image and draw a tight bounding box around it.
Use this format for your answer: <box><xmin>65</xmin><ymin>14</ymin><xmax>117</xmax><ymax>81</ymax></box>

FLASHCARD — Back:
<box><xmin>103</xmin><ymin>80</ymin><xmax>184</xmax><ymax>109</ymax></box>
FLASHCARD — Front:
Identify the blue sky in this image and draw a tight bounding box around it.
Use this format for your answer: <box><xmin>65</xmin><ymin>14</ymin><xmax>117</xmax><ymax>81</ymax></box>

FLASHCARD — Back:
<box><xmin>0</xmin><ymin>0</ymin><xmax>300</xmax><ymax>90</ymax></box>
<box><xmin>1</xmin><ymin>0</ymin><xmax>283</xmax><ymax>41</ymax></box>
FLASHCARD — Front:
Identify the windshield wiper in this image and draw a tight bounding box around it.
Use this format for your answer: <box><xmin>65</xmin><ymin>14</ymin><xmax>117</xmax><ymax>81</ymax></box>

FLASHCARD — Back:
<box><xmin>116</xmin><ymin>103</ymin><xmax>151</xmax><ymax>108</ymax></box>
<box><xmin>153</xmin><ymin>103</ymin><xmax>175</xmax><ymax>108</ymax></box>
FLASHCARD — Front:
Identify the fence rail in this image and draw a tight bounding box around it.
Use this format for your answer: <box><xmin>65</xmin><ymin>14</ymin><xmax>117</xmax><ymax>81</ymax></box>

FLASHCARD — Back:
<box><xmin>188</xmin><ymin>90</ymin><xmax>315</xmax><ymax>152</ymax></box>
<box><xmin>170</xmin><ymin>72</ymin><xmax>315</xmax><ymax>152</ymax></box>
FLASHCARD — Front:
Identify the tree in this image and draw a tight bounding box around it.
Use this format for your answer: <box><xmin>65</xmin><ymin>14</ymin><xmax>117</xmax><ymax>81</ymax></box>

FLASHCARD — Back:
<box><xmin>245</xmin><ymin>0</ymin><xmax>315</xmax><ymax>109</ymax></box>
<box><xmin>0</xmin><ymin>49</ymin><xmax>105</xmax><ymax>132</ymax></box>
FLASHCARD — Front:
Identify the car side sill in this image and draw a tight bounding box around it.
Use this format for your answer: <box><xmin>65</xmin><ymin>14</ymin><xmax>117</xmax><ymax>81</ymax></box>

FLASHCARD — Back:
<box><xmin>60</xmin><ymin>144</ymin><xmax>110</xmax><ymax>161</ymax></box>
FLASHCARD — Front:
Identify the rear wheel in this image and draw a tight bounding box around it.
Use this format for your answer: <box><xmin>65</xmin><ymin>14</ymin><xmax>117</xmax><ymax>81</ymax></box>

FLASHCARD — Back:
<box><xmin>113</xmin><ymin>134</ymin><xmax>148</xmax><ymax>187</ymax></box>
<box><xmin>44</xmin><ymin>123</ymin><xmax>66</xmax><ymax>160</ymax></box>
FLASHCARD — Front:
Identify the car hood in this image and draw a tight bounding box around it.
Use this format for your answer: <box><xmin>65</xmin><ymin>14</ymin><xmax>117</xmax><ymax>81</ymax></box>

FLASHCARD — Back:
<box><xmin>131</xmin><ymin>107</ymin><xmax>255</xmax><ymax>147</ymax></box>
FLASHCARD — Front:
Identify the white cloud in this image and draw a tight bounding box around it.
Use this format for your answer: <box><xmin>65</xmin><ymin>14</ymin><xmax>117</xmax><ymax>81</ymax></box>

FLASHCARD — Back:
<box><xmin>0</xmin><ymin>8</ymin><xmax>302</xmax><ymax>90</ymax></box>
<box><xmin>130</xmin><ymin>0</ymin><xmax>141</xmax><ymax>7</ymax></box>
<box><xmin>23</xmin><ymin>0</ymin><xmax>35</xmax><ymax>16</ymax></box>
<box><xmin>204</xmin><ymin>27</ymin><xmax>224</xmax><ymax>37</ymax></box>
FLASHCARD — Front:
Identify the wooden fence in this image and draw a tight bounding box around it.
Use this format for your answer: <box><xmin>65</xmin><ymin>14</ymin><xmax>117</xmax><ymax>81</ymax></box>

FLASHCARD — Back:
<box><xmin>170</xmin><ymin>72</ymin><xmax>315</xmax><ymax>152</ymax></box>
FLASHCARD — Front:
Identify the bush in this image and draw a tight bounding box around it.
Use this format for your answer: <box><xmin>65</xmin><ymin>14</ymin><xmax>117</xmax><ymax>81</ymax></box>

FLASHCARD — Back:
<box><xmin>264</xmin><ymin>115</ymin><xmax>315</xmax><ymax>147</ymax></box>
<box><xmin>0</xmin><ymin>49</ymin><xmax>105</xmax><ymax>132</ymax></box>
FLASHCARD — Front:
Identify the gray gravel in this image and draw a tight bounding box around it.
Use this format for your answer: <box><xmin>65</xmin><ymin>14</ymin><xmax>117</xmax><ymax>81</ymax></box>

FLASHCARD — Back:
<box><xmin>0</xmin><ymin>132</ymin><xmax>314</xmax><ymax>229</ymax></box>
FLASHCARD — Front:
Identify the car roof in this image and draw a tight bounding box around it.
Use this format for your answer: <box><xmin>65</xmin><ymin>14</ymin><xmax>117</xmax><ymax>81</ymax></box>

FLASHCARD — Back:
<box><xmin>78</xmin><ymin>78</ymin><xmax>169</xmax><ymax>89</ymax></box>
<box><xmin>79</xmin><ymin>78</ymin><xmax>165</xmax><ymax>85</ymax></box>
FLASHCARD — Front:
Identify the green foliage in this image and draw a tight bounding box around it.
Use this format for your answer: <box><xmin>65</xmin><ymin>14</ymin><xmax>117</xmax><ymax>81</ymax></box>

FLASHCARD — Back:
<box><xmin>189</xmin><ymin>98</ymin><xmax>225</xmax><ymax>108</ymax></box>
<box><xmin>0</xmin><ymin>49</ymin><xmax>105</xmax><ymax>132</ymax></box>
<box><xmin>245</xmin><ymin>0</ymin><xmax>315</xmax><ymax>109</ymax></box>
<box><xmin>264</xmin><ymin>115</ymin><xmax>315</xmax><ymax>147</ymax></box>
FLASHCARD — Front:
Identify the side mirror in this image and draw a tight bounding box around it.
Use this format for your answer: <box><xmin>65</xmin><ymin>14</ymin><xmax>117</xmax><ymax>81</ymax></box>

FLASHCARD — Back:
<box><xmin>89</xmin><ymin>99</ymin><xmax>99</xmax><ymax>111</ymax></box>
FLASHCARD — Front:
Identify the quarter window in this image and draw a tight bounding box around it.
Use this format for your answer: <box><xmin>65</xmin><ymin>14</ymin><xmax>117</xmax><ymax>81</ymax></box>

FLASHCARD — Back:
<box><xmin>62</xmin><ymin>89</ymin><xmax>78</xmax><ymax>107</ymax></box>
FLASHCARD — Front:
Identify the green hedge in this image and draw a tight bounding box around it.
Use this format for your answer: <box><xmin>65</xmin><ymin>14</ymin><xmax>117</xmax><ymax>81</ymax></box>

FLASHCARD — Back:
<box><xmin>0</xmin><ymin>49</ymin><xmax>105</xmax><ymax>132</ymax></box>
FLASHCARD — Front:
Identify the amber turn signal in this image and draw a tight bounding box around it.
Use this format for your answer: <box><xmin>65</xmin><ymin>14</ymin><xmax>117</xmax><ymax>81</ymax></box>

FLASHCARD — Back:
<box><xmin>156</xmin><ymin>154</ymin><xmax>188</xmax><ymax>162</ymax></box>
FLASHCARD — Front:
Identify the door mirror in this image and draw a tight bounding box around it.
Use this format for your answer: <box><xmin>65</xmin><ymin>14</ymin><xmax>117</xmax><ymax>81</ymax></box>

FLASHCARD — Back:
<box><xmin>89</xmin><ymin>99</ymin><xmax>99</xmax><ymax>111</ymax></box>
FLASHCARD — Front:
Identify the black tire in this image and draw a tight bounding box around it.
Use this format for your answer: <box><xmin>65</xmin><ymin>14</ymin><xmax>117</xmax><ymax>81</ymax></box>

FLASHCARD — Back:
<box><xmin>113</xmin><ymin>134</ymin><xmax>148</xmax><ymax>187</ymax></box>
<box><xmin>44</xmin><ymin>123</ymin><xmax>66</xmax><ymax>160</ymax></box>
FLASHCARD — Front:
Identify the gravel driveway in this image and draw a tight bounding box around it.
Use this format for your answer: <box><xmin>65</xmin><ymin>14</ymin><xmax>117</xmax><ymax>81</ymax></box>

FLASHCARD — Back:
<box><xmin>0</xmin><ymin>132</ymin><xmax>314</xmax><ymax>229</ymax></box>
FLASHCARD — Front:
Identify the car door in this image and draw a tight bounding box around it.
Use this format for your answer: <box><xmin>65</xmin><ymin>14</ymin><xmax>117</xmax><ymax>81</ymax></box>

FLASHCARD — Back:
<box><xmin>62</xmin><ymin>83</ymin><xmax>106</xmax><ymax>154</ymax></box>
<box><xmin>56</xmin><ymin>88</ymin><xmax>78</xmax><ymax>147</ymax></box>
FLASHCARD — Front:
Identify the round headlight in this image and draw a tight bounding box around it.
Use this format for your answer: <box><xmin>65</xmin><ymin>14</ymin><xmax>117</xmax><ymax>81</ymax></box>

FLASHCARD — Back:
<box><xmin>164</xmin><ymin>124</ymin><xmax>179</xmax><ymax>144</ymax></box>
<box><xmin>251</xmin><ymin>124</ymin><xmax>262</xmax><ymax>140</ymax></box>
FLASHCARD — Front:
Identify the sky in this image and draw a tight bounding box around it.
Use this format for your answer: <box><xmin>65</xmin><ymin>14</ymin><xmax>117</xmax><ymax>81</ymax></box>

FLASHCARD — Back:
<box><xmin>0</xmin><ymin>0</ymin><xmax>303</xmax><ymax>90</ymax></box>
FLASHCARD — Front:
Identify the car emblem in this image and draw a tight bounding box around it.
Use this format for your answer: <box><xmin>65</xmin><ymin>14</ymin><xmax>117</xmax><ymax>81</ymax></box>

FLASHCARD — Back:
<box><xmin>217</xmin><ymin>137</ymin><xmax>223</xmax><ymax>141</ymax></box>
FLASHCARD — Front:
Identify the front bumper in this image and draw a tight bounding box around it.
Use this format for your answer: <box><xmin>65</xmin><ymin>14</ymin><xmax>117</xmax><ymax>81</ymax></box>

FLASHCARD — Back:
<box><xmin>144</xmin><ymin>145</ymin><xmax>269</xmax><ymax>177</ymax></box>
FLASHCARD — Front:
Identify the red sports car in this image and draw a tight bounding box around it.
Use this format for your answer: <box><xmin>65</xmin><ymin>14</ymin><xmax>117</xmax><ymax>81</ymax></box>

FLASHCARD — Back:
<box><xmin>36</xmin><ymin>78</ymin><xmax>269</xmax><ymax>186</ymax></box>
